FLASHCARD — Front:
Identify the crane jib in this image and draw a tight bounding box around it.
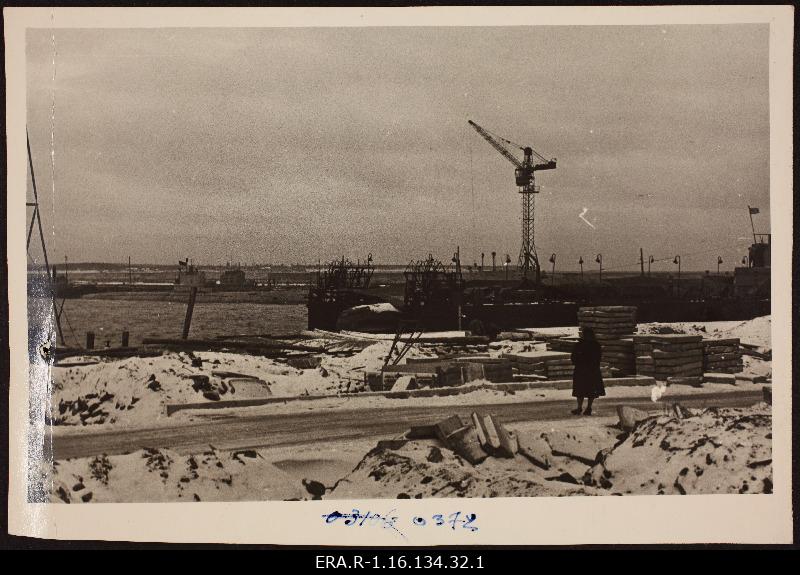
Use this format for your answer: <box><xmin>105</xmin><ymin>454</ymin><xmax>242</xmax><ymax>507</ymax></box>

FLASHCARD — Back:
<box><xmin>467</xmin><ymin>119</ymin><xmax>555</xmax><ymax>171</ymax></box>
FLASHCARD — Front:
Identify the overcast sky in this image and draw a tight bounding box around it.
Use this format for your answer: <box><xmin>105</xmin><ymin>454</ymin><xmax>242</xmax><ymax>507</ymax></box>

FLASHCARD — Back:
<box><xmin>26</xmin><ymin>25</ymin><xmax>769</xmax><ymax>271</ymax></box>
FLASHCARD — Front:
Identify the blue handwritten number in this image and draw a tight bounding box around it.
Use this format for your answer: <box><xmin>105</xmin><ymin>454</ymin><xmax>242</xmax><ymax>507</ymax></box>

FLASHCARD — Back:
<box><xmin>412</xmin><ymin>516</ymin><xmax>427</xmax><ymax>527</ymax></box>
<box><xmin>343</xmin><ymin>509</ymin><xmax>360</xmax><ymax>526</ymax></box>
<box><xmin>433</xmin><ymin>514</ymin><xmax>445</xmax><ymax>526</ymax></box>
<box><xmin>463</xmin><ymin>513</ymin><xmax>478</xmax><ymax>532</ymax></box>
<box><xmin>448</xmin><ymin>511</ymin><xmax>462</xmax><ymax>530</ymax></box>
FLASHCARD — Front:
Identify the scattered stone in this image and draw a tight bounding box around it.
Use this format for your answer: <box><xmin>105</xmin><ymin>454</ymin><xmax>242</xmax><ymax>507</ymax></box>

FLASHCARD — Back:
<box><xmin>516</xmin><ymin>432</ymin><xmax>553</xmax><ymax>470</ymax></box>
<box><xmin>617</xmin><ymin>405</ymin><xmax>652</xmax><ymax>432</ymax></box>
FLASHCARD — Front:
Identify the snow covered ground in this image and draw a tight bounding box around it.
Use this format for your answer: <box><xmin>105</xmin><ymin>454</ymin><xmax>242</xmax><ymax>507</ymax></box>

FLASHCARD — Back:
<box><xmin>49</xmin><ymin>316</ymin><xmax>772</xmax><ymax>431</ymax></box>
<box><xmin>45</xmin><ymin>402</ymin><xmax>771</xmax><ymax>502</ymax></box>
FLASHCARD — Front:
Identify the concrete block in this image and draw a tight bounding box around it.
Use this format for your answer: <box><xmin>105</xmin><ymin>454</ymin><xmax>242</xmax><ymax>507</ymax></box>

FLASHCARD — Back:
<box><xmin>666</xmin><ymin>376</ymin><xmax>703</xmax><ymax>387</ymax></box>
<box><xmin>391</xmin><ymin>375</ymin><xmax>418</xmax><ymax>391</ymax></box>
<box><xmin>703</xmin><ymin>372</ymin><xmax>737</xmax><ymax>384</ymax></box>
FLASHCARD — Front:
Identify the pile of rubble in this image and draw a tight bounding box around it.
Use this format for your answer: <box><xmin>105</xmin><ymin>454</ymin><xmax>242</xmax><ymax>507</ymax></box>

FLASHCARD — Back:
<box><xmin>328</xmin><ymin>400</ymin><xmax>773</xmax><ymax>499</ymax></box>
<box><xmin>586</xmin><ymin>403</ymin><xmax>772</xmax><ymax>495</ymax></box>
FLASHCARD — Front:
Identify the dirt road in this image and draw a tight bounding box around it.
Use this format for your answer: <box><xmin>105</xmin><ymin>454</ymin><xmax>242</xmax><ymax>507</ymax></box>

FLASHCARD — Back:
<box><xmin>51</xmin><ymin>388</ymin><xmax>763</xmax><ymax>460</ymax></box>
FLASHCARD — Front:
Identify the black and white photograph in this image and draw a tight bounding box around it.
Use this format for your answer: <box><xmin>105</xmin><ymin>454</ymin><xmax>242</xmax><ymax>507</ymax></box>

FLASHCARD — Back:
<box><xmin>5</xmin><ymin>6</ymin><xmax>794</xmax><ymax>545</ymax></box>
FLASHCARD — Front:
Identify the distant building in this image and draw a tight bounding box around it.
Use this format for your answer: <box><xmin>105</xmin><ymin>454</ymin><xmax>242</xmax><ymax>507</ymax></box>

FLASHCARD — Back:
<box><xmin>734</xmin><ymin>234</ymin><xmax>770</xmax><ymax>298</ymax></box>
<box><xmin>174</xmin><ymin>262</ymin><xmax>206</xmax><ymax>289</ymax></box>
<box><xmin>219</xmin><ymin>268</ymin><xmax>247</xmax><ymax>288</ymax></box>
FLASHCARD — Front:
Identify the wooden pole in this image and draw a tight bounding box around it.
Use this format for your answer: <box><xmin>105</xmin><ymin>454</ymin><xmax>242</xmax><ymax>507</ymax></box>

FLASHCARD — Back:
<box><xmin>640</xmin><ymin>248</ymin><xmax>644</xmax><ymax>277</ymax></box>
<box><xmin>28</xmin><ymin>130</ymin><xmax>65</xmax><ymax>346</ymax></box>
<box><xmin>182</xmin><ymin>286</ymin><xmax>198</xmax><ymax>339</ymax></box>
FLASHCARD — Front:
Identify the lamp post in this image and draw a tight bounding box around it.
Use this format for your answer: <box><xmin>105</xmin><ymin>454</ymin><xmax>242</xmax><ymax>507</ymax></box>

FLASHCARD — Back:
<box><xmin>578</xmin><ymin>256</ymin><xmax>584</xmax><ymax>281</ymax></box>
<box><xmin>505</xmin><ymin>254</ymin><xmax>511</xmax><ymax>281</ymax></box>
<box><xmin>549</xmin><ymin>253</ymin><xmax>556</xmax><ymax>286</ymax></box>
<box><xmin>673</xmin><ymin>255</ymin><xmax>681</xmax><ymax>296</ymax></box>
<box><xmin>481</xmin><ymin>252</ymin><xmax>485</xmax><ymax>272</ymax></box>
<box><xmin>491</xmin><ymin>251</ymin><xmax>496</xmax><ymax>272</ymax></box>
<box><xmin>595</xmin><ymin>253</ymin><xmax>603</xmax><ymax>283</ymax></box>
<box><xmin>717</xmin><ymin>256</ymin><xmax>723</xmax><ymax>275</ymax></box>
<box><xmin>648</xmin><ymin>255</ymin><xmax>654</xmax><ymax>276</ymax></box>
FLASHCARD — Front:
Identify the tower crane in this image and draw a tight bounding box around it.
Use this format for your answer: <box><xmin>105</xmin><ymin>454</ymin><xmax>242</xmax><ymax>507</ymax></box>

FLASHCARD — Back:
<box><xmin>468</xmin><ymin>119</ymin><xmax>556</xmax><ymax>283</ymax></box>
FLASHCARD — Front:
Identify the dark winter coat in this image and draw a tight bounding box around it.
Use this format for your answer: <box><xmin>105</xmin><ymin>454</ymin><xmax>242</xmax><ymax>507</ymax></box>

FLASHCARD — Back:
<box><xmin>571</xmin><ymin>338</ymin><xmax>606</xmax><ymax>398</ymax></box>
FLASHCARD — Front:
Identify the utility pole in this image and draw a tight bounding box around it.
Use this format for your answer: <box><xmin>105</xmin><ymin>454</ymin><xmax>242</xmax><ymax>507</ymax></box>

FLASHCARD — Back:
<box><xmin>673</xmin><ymin>255</ymin><xmax>681</xmax><ymax>296</ymax></box>
<box><xmin>481</xmin><ymin>252</ymin><xmax>485</xmax><ymax>272</ymax></box>
<box><xmin>596</xmin><ymin>254</ymin><xmax>603</xmax><ymax>283</ymax></box>
<box><xmin>640</xmin><ymin>248</ymin><xmax>645</xmax><ymax>277</ymax></box>
<box><xmin>578</xmin><ymin>256</ymin><xmax>584</xmax><ymax>281</ymax></box>
<box><xmin>491</xmin><ymin>252</ymin><xmax>496</xmax><ymax>272</ymax></box>
<box><xmin>549</xmin><ymin>253</ymin><xmax>556</xmax><ymax>287</ymax></box>
<box><xmin>717</xmin><ymin>256</ymin><xmax>723</xmax><ymax>275</ymax></box>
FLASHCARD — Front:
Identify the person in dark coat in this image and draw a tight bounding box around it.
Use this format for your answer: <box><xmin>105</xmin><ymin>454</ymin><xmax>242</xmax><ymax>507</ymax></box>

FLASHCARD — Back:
<box><xmin>570</xmin><ymin>327</ymin><xmax>605</xmax><ymax>415</ymax></box>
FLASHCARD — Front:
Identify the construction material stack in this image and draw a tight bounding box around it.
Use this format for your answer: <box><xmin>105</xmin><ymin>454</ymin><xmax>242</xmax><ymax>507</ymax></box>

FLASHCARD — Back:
<box><xmin>577</xmin><ymin>306</ymin><xmax>637</xmax><ymax>376</ymax></box>
<box><xmin>501</xmin><ymin>350</ymin><xmax>572</xmax><ymax>380</ymax></box>
<box><xmin>633</xmin><ymin>334</ymin><xmax>704</xmax><ymax>382</ymax></box>
<box><xmin>702</xmin><ymin>338</ymin><xmax>743</xmax><ymax>374</ymax></box>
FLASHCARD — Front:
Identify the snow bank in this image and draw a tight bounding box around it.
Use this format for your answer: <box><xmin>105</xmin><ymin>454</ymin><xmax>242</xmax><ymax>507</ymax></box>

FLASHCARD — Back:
<box><xmin>585</xmin><ymin>404</ymin><xmax>772</xmax><ymax>494</ymax></box>
<box><xmin>52</xmin><ymin>352</ymin><xmax>282</xmax><ymax>428</ymax></box>
<box><xmin>46</xmin><ymin>447</ymin><xmax>306</xmax><ymax>502</ymax></box>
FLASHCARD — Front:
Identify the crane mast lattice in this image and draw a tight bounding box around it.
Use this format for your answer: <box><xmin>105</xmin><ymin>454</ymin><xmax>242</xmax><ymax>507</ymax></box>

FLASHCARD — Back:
<box><xmin>468</xmin><ymin>120</ymin><xmax>556</xmax><ymax>283</ymax></box>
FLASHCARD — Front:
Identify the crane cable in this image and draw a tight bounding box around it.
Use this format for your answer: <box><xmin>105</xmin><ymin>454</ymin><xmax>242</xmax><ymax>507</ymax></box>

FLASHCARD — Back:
<box><xmin>482</xmin><ymin>124</ymin><xmax>552</xmax><ymax>164</ymax></box>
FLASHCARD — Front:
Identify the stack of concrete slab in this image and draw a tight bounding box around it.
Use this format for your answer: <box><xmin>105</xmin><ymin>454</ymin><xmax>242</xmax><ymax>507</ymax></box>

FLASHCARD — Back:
<box><xmin>546</xmin><ymin>338</ymin><xmax>578</xmax><ymax>353</ymax></box>
<box><xmin>578</xmin><ymin>306</ymin><xmax>637</xmax><ymax>376</ymax></box>
<box><xmin>633</xmin><ymin>334</ymin><xmax>704</xmax><ymax>382</ymax></box>
<box><xmin>546</xmin><ymin>338</ymin><xmax>613</xmax><ymax>377</ymax></box>
<box><xmin>501</xmin><ymin>350</ymin><xmax>574</xmax><ymax>380</ymax></box>
<box><xmin>702</xmin><ymin>338</ymin><xmax>743</xmax><ymax>373</ymax></box>
<box><xmin>405</xmin><ymin>356</ymin><xmax>513</xmax><ymax>384</ymax></box>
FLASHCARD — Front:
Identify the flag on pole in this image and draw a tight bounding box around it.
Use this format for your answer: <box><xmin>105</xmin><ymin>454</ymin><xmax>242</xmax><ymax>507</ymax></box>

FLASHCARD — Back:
<box><xmin>749</xmin><ymin>207</ymin><xmax>760</xmax><ymax>215</ymax></box>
